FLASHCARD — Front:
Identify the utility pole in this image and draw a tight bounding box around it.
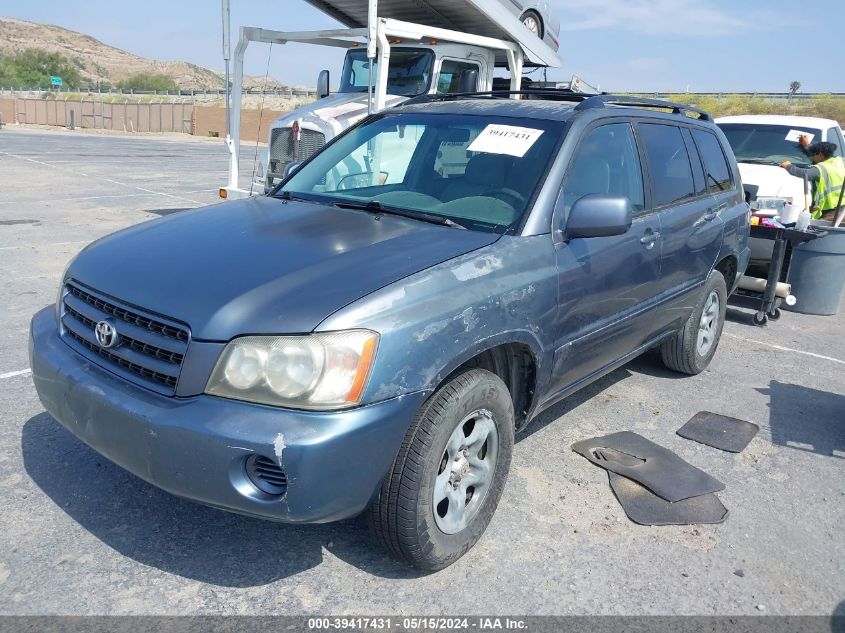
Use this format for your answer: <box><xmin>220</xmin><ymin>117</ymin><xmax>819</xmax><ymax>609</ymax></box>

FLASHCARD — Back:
<box><xmin>222</xmin><ymin>0</ymin><xmax>231</xmax><ymax>136</ymax></box>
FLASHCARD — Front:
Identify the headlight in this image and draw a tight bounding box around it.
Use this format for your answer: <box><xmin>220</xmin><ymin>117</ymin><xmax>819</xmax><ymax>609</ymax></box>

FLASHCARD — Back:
<box><xmin>206</xmin><ymin>330</ymin><xmax>378</xmax><ymax>410</ymax></box>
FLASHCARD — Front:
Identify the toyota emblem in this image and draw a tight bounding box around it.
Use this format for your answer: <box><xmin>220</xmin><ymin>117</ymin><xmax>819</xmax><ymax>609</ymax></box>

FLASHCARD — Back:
<box><xmin>94</xmin><ymin>320</ymin><xmax>119</xmax><ymax>348</ymax></box>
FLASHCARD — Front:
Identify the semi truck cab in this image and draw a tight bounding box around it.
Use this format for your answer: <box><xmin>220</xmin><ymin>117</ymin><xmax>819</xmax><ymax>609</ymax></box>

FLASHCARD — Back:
<box><xmin>262</xmin><ymin>42</ymin><xmax>496</xmax><ymax>192</ymax></box>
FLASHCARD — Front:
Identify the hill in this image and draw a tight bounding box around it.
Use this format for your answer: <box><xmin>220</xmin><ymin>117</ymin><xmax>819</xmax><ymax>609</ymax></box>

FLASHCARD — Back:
<box><xmin>0</xmin><ymin>17</ymin><xmax>282</xmax><ymax>90</ymax></box>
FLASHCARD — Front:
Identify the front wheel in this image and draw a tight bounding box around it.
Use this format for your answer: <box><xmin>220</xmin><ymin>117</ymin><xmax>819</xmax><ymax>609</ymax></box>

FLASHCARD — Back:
<box><xmin>369</xmin><ymin>369</ymin><xmax>514</xmax><ymax>571</ymax></box>
<box><xmin>520</xmin><ymin>10</ymin><xmax>544</xmax><ymax>39</ymax></box>
<box><xmin>661</xmin><ymin>270</ymin><xmax>727</xmax><ymax>375</ymax></box>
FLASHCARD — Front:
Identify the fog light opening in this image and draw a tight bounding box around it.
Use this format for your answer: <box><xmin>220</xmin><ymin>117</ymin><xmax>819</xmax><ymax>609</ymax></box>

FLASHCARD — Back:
<box><xmin>245</xmin><ymin>454</ymin><xmax>288</xmax><ymax>496</ymax></box>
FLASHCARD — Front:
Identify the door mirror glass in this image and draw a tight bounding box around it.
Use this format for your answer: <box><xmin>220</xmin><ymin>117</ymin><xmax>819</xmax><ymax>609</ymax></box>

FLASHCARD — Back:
<box><xmin>317</xmin><ymin>70</ymin><xmax>330</xmax><ymax>99</ymax></box>
<box><xmin>566</xmin><ymin>194</ymin><xmax>633</xmax><ymax>238</ymax></box>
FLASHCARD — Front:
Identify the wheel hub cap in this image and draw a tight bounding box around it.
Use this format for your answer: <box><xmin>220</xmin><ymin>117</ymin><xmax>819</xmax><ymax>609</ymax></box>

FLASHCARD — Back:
<box><xmin>697</xmin><ymin>291</ymin><xmax>720</xmax><ymax>356</ymax></box>
<box><xmin>433</xmin><ymin>409</ymin><xmax>499</xmax><ymax>535</ymax></box>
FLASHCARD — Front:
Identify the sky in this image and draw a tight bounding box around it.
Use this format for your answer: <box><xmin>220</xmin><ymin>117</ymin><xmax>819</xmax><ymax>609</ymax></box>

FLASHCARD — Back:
<box><xmin>3</xmin><ymin>0</ymin><xmax>844</xmax><ymax>93</ymax></box>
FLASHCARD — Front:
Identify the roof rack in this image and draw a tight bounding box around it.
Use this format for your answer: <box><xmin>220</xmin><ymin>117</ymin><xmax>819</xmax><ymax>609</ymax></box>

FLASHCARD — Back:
<box><xmin>401</xmin><ymin>90</ymin><xmax>712</xmax><ymax>121</ymax></box>
<box><xmin>401</xmin><ymin>89</ymin><xmax>591</xmax><ymax>106</ymax></box>
<box><xmin>574</xmin><ymin>94</ymin><xmax>712</xmax><ymax>121</ymax></box>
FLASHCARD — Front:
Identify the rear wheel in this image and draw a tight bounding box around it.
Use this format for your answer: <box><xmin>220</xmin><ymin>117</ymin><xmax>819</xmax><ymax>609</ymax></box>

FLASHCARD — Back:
<box><xmin>520</xmin><ymin>10</ymin><xmax>544</xmax><ymax>39</ymax></box>
<box><xmin>369</xmin><ymin>368</ymin><xmax>514</xmax><ymax>571</ymax></box>
<box><xmin>661</xmin><ymin>270</ymin><xmax>727</xmax><ymax>375</ymax></box>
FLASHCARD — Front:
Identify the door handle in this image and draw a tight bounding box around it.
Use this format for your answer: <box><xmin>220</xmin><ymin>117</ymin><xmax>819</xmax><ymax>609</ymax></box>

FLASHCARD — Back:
<box><xmin>640</xmin><ymin>231</ymin><xmax>660</xmax><ymax>248</ymax></box>
<box><xmin>707</xmin><ymin>203</ymin><xmax>728</xmax><ymax>220</ymax></box>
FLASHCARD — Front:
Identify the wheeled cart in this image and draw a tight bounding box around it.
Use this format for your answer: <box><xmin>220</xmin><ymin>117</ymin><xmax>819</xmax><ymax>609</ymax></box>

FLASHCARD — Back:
<box><xmin>729</xmin><ymin>225</ymin><xmax>826</xmax><ymax>326</ymax></box>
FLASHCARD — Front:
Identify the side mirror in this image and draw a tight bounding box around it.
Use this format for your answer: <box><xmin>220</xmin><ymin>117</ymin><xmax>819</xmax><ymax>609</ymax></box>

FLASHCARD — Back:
<box><xmin>283</xmin><ymin>161</ymin><xmax>303</xmax><ymax>179</ymax></box>
<box><xmin>317</xmin><ymin>70</ymin><xmax>330</xmax><ymax>99</ymax></box>
<box><xmin>743</xmin><ymin>183</ymin><xmax>759</xmax><ymax>204</ymax></box>
<box><xmin>457</xmin><ymin>69</ymin><xmax>479</xmax><ymax>94</ymax></box>
<box><xmin>566</xmin><ymin>194</ymin><xmax>633</xmax><ymax>239</ymax></box>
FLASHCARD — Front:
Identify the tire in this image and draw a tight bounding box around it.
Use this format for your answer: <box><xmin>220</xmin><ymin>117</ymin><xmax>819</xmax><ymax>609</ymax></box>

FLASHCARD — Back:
<box><xmin>369</xmin><ymin>368</ymin><xmax>514</xmax><ymax>571</ymax></box>
<box><xmin>661</xmin><ymin>270</ymin><xmax>727</xmax><ymax>375</ymax></box>
<box><xmin>520</xmin><ymin>10</ymin><xmax>544</xmax><ymax>39</ymax></box>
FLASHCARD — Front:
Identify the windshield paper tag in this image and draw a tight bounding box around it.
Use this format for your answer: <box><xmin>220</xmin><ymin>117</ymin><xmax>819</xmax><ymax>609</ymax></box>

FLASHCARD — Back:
<box><xmin>468</xmin><ymin>124</ymin><xmax>544</xmax><ymax>158</ymax></box>
<box><xmin>785</xmin><ymin>129</ymin><xmax>814</xmax><ymax>143</ymax></box>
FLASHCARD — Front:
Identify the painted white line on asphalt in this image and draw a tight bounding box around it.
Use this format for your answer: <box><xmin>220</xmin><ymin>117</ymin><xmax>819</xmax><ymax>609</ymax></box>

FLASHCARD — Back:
<box><xmin>0</xmin><ymin>240</ymin><xmax>90</xmax><ymax>251</ymax></box>
<box><xmin>0</xmin><ymin>151</ymin><xmax>205</xmax><ymax>206</ymax></box>
<box><xmin>0</xmin><ymin>192</ymin><xmax>160</xmax><ymax>205</ymax></box>
<box><xmin>726</xmin><ymin>333</ymin><xmax>845</xmax><ymax>366</ymax></box>
<box><xmin>0</xmin><ymin>369</ymin><xmax>31</xmax><ymax>380</ymax></box>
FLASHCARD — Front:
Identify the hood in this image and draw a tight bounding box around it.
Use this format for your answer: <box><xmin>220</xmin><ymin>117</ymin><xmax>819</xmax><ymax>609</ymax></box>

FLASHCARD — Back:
<box><xmin>270</xmin><ymin>92</ymin><xmax>408</xmax><ymax>135</ymax></box>
<box><xmin>738</xmin><ymin>162</ymin><xmax>806</xmax><ymax>200</ymax></box>
<box><xmin>738</xmin><ymin>162</ymin><xmax>807</xmax><ymax>223</ymax></box>
<box><xmin>68</xmin><ymin>197</ymin><xmax>499</xmax><ymax>340</ymax></box>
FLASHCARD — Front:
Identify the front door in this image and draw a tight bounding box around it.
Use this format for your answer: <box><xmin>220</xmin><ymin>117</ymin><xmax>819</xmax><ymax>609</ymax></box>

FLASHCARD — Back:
<box><xmin>546</xmin><ymin>121</ymin><xmax>661</xmax><ymax>400</ymax></box>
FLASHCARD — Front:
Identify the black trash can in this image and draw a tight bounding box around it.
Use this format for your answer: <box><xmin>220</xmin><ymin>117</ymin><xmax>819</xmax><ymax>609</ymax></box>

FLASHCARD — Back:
<box><xmin>785</xmin><ymin>224</ymin><xmax>845</xmax><ymax>315</ymax></box>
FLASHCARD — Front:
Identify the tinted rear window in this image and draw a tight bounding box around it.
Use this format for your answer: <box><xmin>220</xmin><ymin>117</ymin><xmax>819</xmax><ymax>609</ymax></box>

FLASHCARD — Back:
<box><xmin>693</xmin><ymin>129</ymin><xmax>733</xmax><ymax>194</ymax></box>
<box><xmin>638</xmin><ymin>123</ymin><xmax>696</xmax><ymax>207</ymax></box>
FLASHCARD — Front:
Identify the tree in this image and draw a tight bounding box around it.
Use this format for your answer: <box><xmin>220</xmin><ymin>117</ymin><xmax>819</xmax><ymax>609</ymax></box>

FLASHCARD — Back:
<box><xmin>789</xmin><ymin>81</ymin><xmax>801</xmax><ymax>95</ymax></box>
<box><xmin>117</xmin><ymin>72</ymin><xmax>178</xmax><ymax>92</ymax></box>
<box><xmin>0</xmin><ymin>49</ymin><xmax>82</xmax><ymax>88</ymax></box>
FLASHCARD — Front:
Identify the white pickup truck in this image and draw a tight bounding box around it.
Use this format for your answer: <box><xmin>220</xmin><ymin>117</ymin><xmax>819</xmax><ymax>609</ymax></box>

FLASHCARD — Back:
<box><xmin>221</xmin><ymin>0</ymin><xmax>563</xmax><ymax>198</ymax></box>
<box><xmin>716</xmin><ymin>114</ymin><xmax>845</xmax><ymax>263</ymax></box>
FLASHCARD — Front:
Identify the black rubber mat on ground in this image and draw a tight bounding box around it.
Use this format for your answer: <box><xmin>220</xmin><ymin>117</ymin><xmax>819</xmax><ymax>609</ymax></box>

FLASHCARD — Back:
<box><xmin>677</xmin><ymin>412</ymin><xmax>760</xmax><ymax>453</ymax></box>
<box><xmin>571</xmin><ymin>431</ymin><xmax>724</xmax><ymax>502</ymax></box>
<box><xmin>608</xmin><ymin>472</ymin><xmax>728</xmax><ymax>526</ymax></box>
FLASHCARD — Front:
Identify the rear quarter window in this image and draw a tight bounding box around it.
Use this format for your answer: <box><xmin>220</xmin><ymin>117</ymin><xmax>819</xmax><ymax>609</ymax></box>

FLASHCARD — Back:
<box><xmin>692</xmin><ymin>129</ymin><xmax>733</xmax><ymax>194</ymax></box>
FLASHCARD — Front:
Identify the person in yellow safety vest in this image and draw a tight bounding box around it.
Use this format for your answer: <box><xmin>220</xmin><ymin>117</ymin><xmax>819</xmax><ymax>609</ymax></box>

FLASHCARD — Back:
<box><xmin>780</xmin><ymin>135</ymin><xmax>845</xmax><ymax>221</ymax></box>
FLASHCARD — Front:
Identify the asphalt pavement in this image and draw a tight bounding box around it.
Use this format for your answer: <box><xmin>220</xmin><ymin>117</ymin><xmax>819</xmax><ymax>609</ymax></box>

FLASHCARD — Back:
<box><xmin>0</xmin><ymin>127</ymin><xmax>843</xmax><ymax>616</ymax></box>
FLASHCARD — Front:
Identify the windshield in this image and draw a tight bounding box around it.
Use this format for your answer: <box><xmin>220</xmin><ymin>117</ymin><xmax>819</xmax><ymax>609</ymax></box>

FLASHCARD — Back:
<box><xmin>717</xmin><ymin>123</ymin><xmax>821</xmax><ymax>167</ymax></box>
<box><xmin>339</xmin><ymin>49</ymin><xmax>434</xmax><ymax>96</ymax></box>
<box><xmin>280</xmin><ymin>113</ymin><xmax>564</xmax><ymax>233</ymax></box>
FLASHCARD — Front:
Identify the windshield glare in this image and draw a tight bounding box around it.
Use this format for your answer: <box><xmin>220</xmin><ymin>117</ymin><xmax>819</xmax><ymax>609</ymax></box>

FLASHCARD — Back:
<box><xmin>339</xmin><ymin>49</ymin><xmax>434</xmax><ymax>96</ymax></box>
<box><xmin>281</xmin><ymin>113</ymin><xmax>563</xmax><ymax>233</ymax></box>
<box><xmin>718</xmin><ymin>123</ymin><xmax>821</xmax><ymax>167</ymax></box>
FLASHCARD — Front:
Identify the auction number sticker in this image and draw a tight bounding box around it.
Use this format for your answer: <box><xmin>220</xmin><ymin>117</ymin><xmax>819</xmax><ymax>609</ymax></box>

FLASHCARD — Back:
<box><xmin>467</xmin><ymin>124</ymin><xmax>544</xmax><ymax>157</ymax></box>
<box><xmin>784</xmin><ymin>129</ymin><xmax>814</xmax><ymax>143</ymax></box>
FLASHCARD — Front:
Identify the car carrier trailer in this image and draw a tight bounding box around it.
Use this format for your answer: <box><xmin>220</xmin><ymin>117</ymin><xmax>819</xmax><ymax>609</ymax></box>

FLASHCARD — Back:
<box><xmin>221</xmin><ymin>0</ymin><xmax>562</xmax><ymax>199</ymax></box>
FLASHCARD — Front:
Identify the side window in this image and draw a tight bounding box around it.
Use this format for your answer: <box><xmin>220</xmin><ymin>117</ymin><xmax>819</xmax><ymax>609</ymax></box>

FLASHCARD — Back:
<box><xmin>826</xmin><ymin>128</ymin><xmax>844</xmax><ymax>157</ymax></box>
<box><xmin>692</xmin><ymin>129</ymin><xmax>733</xmax><ymax>194</ymax></box>
<box><xmin>682</xmin><ymin>128</ymin><xmax>706</xmax><ymax>195</ymax></box>
<box><xmin>436</xmin><ymin>60</ymin><xmax>481</xmax><ymax>94</ymax></box>
<box><xmin>638</xmin><ymin>123</ymin><xmax>696</xmax><ymax>207</ymax></box>
<box><xmin>560</xmin><ymin>122</ymin><xmax>645</xmax><ymax>216</ymax></box>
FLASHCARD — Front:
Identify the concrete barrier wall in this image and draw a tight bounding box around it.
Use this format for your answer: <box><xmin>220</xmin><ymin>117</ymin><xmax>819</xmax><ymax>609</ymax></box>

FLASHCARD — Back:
<box><xmin>193</xmin><ymin>106</ymin><xmax>288</xmax><ymax>143</ymax></box>
<box><xmin>12</xmin><ymin>98</ymin><xmax>193</xmax><ymax>133</ymax></box>
<box><xmin>3</xmin><ymin>98</ymin><xmax>285</xmax><ymax>142</ymax></box>
<box><xmin>0</xmin><ymin>98</ymin><xmax>15</xmax><ymax>125</ymax></box>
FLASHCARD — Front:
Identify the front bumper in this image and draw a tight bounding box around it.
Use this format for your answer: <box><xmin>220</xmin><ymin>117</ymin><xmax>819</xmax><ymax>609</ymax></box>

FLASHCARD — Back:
<box><xmin>29</xmin><ymin>307</ymin><xmax>426</xmax><ymax>523</ymax></box>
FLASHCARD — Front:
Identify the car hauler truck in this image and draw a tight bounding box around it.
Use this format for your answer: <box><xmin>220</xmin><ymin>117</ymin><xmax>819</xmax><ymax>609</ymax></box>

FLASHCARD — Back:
<box><xmin>221</xmin><ymin>0</ymin><xmax>562</xmax><ymax>198</ymax></box>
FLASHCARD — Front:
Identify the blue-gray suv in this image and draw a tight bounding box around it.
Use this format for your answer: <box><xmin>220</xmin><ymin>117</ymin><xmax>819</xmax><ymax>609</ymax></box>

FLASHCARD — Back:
<box><xmin>30</xmin><ymin>93</ymin><xmax>750</xmax><ymax>570</ymax></box>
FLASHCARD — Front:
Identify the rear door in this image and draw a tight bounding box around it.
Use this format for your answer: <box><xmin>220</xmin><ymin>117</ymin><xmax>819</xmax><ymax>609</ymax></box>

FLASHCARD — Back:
<box><xmin>547</xmin><ymin>120</ymin><xmax>661</xmax><ymax>397</ymax></box>
<box><xmin>637</xmin><ymin>122</ymin><xmax>723</xmax><ymax>304</ymax></box>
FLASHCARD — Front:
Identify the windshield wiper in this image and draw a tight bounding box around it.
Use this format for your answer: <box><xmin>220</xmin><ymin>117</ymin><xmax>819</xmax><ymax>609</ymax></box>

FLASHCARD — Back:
<box><xmin>330</xmin><ymin>199</ymin><xmax>466</xmax><ymax>230</ymax></box>
<box><xmin>738</xmin><ymin>159</ymin><xmax>782</xmax><ymax>166</ymax></box>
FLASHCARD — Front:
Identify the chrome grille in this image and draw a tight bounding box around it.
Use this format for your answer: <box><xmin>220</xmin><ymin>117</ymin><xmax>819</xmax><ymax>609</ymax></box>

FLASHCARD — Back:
<box><xmin>60</xmin><ymin>282</ymin><xmax>190</xmax><ymax>395</ymax></box>
<box><xmin>268</xmin><ymin>127</ymin><xmax>326</xmax><ymax>178</ymax></box>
